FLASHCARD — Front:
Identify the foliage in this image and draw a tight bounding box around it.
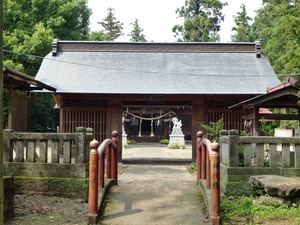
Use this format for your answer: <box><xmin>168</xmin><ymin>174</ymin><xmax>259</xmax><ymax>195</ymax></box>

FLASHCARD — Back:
<box><xmin>231</xmin><ymin>4</ymin><xmax>255</xmax><ymax>42</ymax></box>
<box><xmin>3</xmin><ymin>0</ymin><xmax>91</xmax><ymax>132</ymax></box>
<box><xmin>251</xmin><ymin>1</ymin><xmax>300</xmax><ymax>76</ymax></box>
<box><xmin>160</xmin><ymin>139</ymin><xmax>169</xmax><ymax>145</ymax></box>
<box><xmin>88</xmin><ymin>31</ymin><xmax>110</xmax><ymax>41</ymax></box>
<box><xmin>128</xmin><ymin>19</ymin><xmax>147</xmax><ymax>42</ymax></box>
<box><xmin>259</xmin><ymin>120</ymin><xmax>277</xmax><ymax>136</ymax></box>
<box><xmin>98</xmin><ymin>8</ymin><xmax>123</xmax><ymax>41</ymax></box>
<box><xmin>30</xmin><ymin>94</ymin><xmax>59</xmax><ymax>132</ymax></box>
<box><xmin>168</xmin><ymin>143</ymin><xmax>185</xmax><ymax>149</ymax></box>
<box><xmin>172</xmin><ymin>0</ymin><xmax>227</xmax><ymax>42</ymax></box>
<box><xmin>221</xmin><ymin>195</ymin><xmax>300</xmax><ymax>225</ymax></box>
<box><xmin>201</xmin><ymin>116</ymin><xmax>224</xmax><ymax>142</ymax></box>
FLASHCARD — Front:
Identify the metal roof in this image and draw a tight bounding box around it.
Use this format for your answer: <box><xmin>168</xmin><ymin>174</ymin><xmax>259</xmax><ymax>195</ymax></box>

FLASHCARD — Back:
<box><xmin>35</xmin><ymin>40</ymin><xmax>280</xmax><ymax>95</ymax></box>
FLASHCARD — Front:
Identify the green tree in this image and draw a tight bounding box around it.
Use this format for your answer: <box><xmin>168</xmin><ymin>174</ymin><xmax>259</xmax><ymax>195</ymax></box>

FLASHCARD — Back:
<box><xmin>231</xmin><ymin>4</ymin><xmax>255</xmax><ymax>42</ymax></box>
<box><xmin>3</xmin><ymin>0</ymin><xmax>91</xmax><ymax>132</ymax></box>
<box><xmin>128</xmin><ymin>19</ymin><xmax>147</xmax><ymax>42</ymax></box>
<box><xmin>98</xmin><ymin>8</ymin><xmax>123</xmax><ymax>41</ymax></box>
<box><xmin>172</xmin><ymin>0</ymin><xmax>227</xmax><ymax>42</ymax></box>
<box><xmin>201</xmin><ymin>116</ymin><xmax>224</xmax><ymax>142</ymax></box>
<box><xmin>88</xmin><ymin>31</ymin><xmax>110</xmax><ymax>41</ymax></box>
<box><xmin>251</xmin><ymin>0</ymin><xmax>300</xmax><ymax>76</ymax></box>
<box><xmin>4</xmin><ymin>0</ymin><xmax>91</xmax><ymax>74</ymax></box>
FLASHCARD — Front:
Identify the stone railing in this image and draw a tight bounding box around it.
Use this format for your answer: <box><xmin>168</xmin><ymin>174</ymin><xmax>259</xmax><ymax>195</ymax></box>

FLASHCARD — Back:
<box><xmin>3</xmin><ymin>127</ymin><xmax>95</xmax><ymax>200</ymax></box>
<box><xmin>220</xmin><ymin>130</ymin><xmax>300</xmax><ymax>195</ymax></box>
<box><xmin>3</xmin><ymin>127</ymin><xmax>93</xmax><ymax>164</ymax></box>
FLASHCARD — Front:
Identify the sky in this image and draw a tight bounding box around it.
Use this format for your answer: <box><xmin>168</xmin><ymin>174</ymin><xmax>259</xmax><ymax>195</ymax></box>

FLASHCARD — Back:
<box><xmin>88</xmin><ymin>0</ymin><xmax>263</xmax><ymax>42</ymax></box>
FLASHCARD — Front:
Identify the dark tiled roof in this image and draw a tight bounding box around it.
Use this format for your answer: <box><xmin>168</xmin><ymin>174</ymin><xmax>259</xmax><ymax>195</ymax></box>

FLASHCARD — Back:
<box><xmin>35</xmin><ymin>40</ymin><xmax>280</xmax><ymax>95</ymax></box>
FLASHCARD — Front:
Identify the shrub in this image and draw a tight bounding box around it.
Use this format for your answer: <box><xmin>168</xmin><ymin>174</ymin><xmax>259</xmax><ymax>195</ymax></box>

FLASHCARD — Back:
<box><xmin>160</xmin><ymin>139</ymin><xmax>169</xmax><ymax>145</ymax></box>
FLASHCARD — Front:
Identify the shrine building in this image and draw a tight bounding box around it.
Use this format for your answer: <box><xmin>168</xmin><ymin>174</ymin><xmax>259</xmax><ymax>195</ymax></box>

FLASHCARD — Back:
<box><xmin>35</xmin><ymin>40</ymin><xmax>280</xmax><ymax>162</ymax></box>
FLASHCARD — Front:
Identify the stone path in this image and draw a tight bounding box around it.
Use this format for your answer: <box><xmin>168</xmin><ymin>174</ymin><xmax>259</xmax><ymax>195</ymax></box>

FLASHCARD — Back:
<box><xmin>100</xmin><ymin>145</ymin><xmax>208</xmax><ymax>225</ymax></box>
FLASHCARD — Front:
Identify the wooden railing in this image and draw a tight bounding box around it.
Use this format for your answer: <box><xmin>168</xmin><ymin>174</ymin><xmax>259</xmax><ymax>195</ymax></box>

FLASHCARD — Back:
<box><xmin>88</xmin><ymin>131</ymin><xmax>118</xmax><ymax>224</ymax></box>
<box><xmin>196</xmin><ymin>131</ymin><xmax>220</xmax><ymax>225</ymax></box>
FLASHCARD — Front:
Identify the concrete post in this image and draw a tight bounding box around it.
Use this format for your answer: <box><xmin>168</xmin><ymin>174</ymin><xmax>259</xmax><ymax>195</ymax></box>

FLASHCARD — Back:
<box><xmin>3</xmin><ymin>129</ymin><xmax>13</xmax><ymax>162</ymax></box>
<box><xmin>221</xmin><ymin>130</ymin><xmax>239</xmax><ymax>167</ymax></box>
<box><xmin>75</xmin><ymin>127</ymin><xmax>86</xmax><ymax>164</ymax></box>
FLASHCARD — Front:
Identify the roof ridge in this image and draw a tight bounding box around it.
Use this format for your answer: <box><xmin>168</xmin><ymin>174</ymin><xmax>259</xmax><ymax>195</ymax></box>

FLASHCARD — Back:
<box><xmin>51</xmin><ymin>39</ymin><xmax>258</xmax><ymax>55</ymax></box>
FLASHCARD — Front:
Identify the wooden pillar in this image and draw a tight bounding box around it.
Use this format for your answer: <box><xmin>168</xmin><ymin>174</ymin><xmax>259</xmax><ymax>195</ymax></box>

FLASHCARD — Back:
<box><xmin>108</xmin><ymin>104</ymin><xmax>123</xmax><ymax>162</ymax></box>
<box><xmin>192</xmin><ymin>98</ymin><xmax>206</xmax><ymax>163</ymax></box>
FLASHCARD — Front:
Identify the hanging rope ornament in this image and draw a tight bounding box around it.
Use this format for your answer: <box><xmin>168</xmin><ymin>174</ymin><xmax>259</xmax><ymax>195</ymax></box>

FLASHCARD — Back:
<box><xmin>138</xmin><ymin>116</ymin><xmax>142</xmax><ymax>137</ymax></box>
<box><xmin>123</xmin><ymin>110</ymin><xmax>175</xmax><ymax>121</ymax></box>
<box><xmin>123</xmin><ymin>110</ymin><xmax>176</xmax><ymax>137</ymax></box>
<box><xmin>150</xmin><ymin>119</ymin><xmax>154</xmax><ymax>137</ymax></box>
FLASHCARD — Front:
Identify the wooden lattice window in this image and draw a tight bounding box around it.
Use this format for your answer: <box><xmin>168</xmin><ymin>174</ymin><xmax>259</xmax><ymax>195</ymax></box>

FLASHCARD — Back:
<box><xmin>62</xmin><ymin>108</ymin><xmax>107</xmax><ymax>142</ymax></box>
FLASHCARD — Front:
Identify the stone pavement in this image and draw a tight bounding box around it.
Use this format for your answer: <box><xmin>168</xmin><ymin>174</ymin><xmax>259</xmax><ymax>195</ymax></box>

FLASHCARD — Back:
<box><xmin>100</xmin><ymin>144</ymin><xmax>208</xmax><ymax>225</ymax></box>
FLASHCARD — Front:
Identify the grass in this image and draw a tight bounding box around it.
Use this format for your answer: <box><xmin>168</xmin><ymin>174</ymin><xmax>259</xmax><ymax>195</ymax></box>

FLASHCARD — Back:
<box><xmin>221</xmin><ymin>195</ymin><xmax>300</xmax><ymax>225</ymax></box>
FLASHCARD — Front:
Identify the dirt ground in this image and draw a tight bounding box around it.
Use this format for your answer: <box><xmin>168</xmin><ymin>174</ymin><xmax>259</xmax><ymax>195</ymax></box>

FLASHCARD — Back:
<box><xmin>5</xmin><ymin>194</ymin><xmax>88</xmax><ymax>225</ymax></box>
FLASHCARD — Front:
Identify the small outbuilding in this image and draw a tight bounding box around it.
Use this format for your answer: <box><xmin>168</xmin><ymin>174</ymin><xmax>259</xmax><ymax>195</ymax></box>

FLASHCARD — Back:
<box><xmin>229</xmin><ymin>77</ymin><xmax>300</xmax><ymax>136</ymax></box>
<box><xmin>3</xmin><ymin>67</ymin><xmax>56</xmax><ymax>131</ymax></box>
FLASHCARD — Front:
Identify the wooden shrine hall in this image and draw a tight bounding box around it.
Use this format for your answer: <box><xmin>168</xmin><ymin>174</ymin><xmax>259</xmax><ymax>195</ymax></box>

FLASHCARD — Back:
<box><xmin>35</xmin><ymin>40</ymin><xmax>280</xmax><ymax>162</ymax></box>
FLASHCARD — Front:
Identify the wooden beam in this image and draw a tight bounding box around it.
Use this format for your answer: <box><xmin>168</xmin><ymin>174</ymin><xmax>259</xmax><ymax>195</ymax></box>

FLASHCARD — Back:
<box><xmin>259</xmin><ymin>113</ymin><xmax>300</xmax><ymax>120</ymax></box>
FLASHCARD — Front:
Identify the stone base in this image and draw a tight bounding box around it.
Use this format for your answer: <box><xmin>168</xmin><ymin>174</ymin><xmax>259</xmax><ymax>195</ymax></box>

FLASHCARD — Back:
<box><xmin>168</xmin><ymin>134</ymin><xmax>185</xmax><ymax>149</ymax></box>
<box><xmin>122</xmin><ymin>134</ymin><xmax>128</xmax><ymax>148</ymax></box>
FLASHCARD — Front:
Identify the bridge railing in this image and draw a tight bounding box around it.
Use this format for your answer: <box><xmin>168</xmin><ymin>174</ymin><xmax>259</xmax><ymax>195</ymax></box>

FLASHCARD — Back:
<box><xmin>196</xmin><ymin>131</ymin><xmax>220</xmax><ymax>225</ymax></box>
<box><xmin>88</xmin><ymin>130</ymin><xmax>118</xmax><ymax>224</ymax></box>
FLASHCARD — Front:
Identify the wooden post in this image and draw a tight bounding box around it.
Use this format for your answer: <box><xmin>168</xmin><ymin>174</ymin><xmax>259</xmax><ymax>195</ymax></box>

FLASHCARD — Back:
<box><xmin>106</xmin><ymin>144</ymin><xmax>111</xmax><ymax>179</ymax></box>
<box><xmin>207</xmin><ymin>148</ymin><xmax>211</xmax><ymax>189</ymax></box>
<box><xmin>196</xmin><ymin>131</ymin><xmax>203</xmax><ymax>180</ymax></box>
<box><xmin>201</xmin><ymin>140</ymin><xmax>206</xmax><ymax>180</ymax></box>
<box><xmin>99</xmin><ymin>151</ymin><xmax>105</xmax><ymax>189</ymax></box>
<box><xmin>111</xmin><ymin>131</ymin><xmax>118</xmax><ymax>184</ymax></box>
<box><xmin>210</xmin><ymin>141</ymin><xmax>220</xmax><ymax>225</ymax></box>
<box><xmin>88</xmin><ymin>139</ymin><xmax>100</xmax><ymax>224</ymax></box>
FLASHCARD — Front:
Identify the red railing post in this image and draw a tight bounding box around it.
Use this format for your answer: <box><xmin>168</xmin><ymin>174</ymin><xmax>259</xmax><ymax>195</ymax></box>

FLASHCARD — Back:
<box><xmin>196</xmin><ymin>131</ymin><xmax>203</xmax><ymax>180</ymax></box>
<box><xmin>111</xmin><ymin>130</ymin><xmax>118</xmax><ymax>184</ymax></box>
<box><xmin>207</xmin><ymin>146</ymin><xmax>211</xmax><ymax>189</ymax></box>
<box><xmin>88</xmin><ymin>139</ymin><xmax>100</xmax><ymax>224</ymax></box>
<box><xmin>201</xmin><ymin>140</ymin><xmax>206</xmax><ymax>180</ymax></box>
<box><xmin>210</xmin><ymin>141</ymin><xmax>220</xmax><ymax>225</ymax></box>
<box><xmin>99</xmin><ymin>149</ymin><xmax>105</xmax><ymax>189</ymax></box>
<box><xmin>106</xmin><ymin>144</ymin><xmax>112</xmax><ymax>179</ymax></box>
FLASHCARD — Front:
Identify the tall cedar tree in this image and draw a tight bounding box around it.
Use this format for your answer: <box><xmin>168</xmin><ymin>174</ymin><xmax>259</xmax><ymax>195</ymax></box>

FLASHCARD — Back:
<box><xmin>98</xmin><ymin>8</ymin><xmax>123</xmax><ymax>41</ymax></box>
<box><xmin>252</xmin><ymin>0</ymin><xmax>300</xmax><ymax>77</ymax></box>
<box><xmin>231</xmin><ymin>4</ymin><xmax>255</xmax><ymax>42</ymax></box>
<box><xmin>128</xmin><ymin>19</ymin><xmax>147</xmax><ymax>42</ymax></box>
<box><xmin>3</xmin><ymin>0</ymin><xmax>91</xmax><ymax>131</ymax></box>
<box><xmin>172</xmin><ymin>0</ymin><xmax>227</xmax><ymax>42</ymax></box>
